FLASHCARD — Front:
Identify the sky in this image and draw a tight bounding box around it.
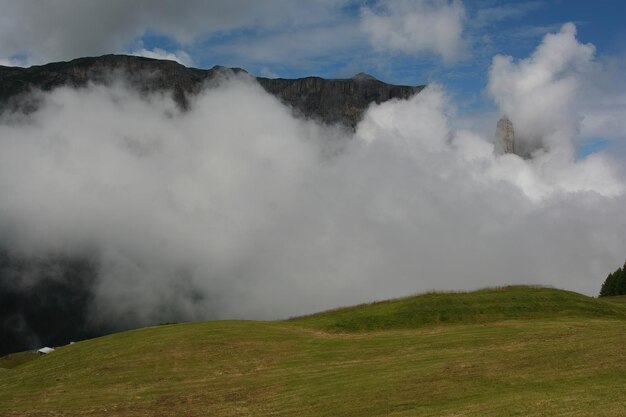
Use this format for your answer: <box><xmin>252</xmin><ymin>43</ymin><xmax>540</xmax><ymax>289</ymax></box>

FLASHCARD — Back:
<box><xmin>1</xmin><ymin>1</ymin><xmax>626</xmax><ymax>335</ymax></box>
<box><xmin>1</xmin><ymin>0</ymin><xmax>624</xmax><ymax>155</ymax></box>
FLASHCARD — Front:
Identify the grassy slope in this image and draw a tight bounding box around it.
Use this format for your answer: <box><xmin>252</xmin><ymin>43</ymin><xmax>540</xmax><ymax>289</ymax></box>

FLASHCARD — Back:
<box><xmin>601</xmin><ymin>294</ymin><xmax>626</xmax><ymax>304</ymax></box>
<box><xmin>0</xmin><ymin>351</ymin><xmax>38</xmax><ymax>370</ymax></box>
<box><xmin>292</xmin><ymin>286</ymin><xmax>626</xmax><ymax>330</ymax></box>
<box><xmin>1</xmin><ymin>286</ymin><xmax>626</xmax><ymax>417</ymax></box>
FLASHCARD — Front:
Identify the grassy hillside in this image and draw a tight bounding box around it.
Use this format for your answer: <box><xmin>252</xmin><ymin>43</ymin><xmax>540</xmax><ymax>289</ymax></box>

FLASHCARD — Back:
<box><xmin>293</xmin><ymin>286</ymin><xmax>626</xmax><ymax>331</ymax></box>
<box><xmin>601</xmin><ymin>294</ymin><xmax>626</xmax><ymax>304</ymax></box>
<box><xmin>1</xmin><ymin>286</ymin><xmax>626</xmax><ymax>416</ymax></box>
<box><xmin>0</xmin><ymin>351</ymin><xmax>38</xmax><ymax>370</ymax></box>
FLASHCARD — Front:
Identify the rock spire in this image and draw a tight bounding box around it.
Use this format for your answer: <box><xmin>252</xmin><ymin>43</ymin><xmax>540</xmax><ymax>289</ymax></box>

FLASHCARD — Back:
<box><xmin>495</xmin><ymin>116</ymin><xmax>515</xmax><ymax>155</ymax></box>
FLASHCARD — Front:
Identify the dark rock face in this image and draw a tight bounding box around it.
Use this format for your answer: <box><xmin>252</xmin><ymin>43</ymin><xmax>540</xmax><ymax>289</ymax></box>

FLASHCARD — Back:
<box><xmin>258</xmin><ymin>74</ymin><xmax>421</xmax><ymax>126</ymax></box>
<box><xmin>0</xmin><ymin>54</ymin><xmax>423</xmax><ymax>127</ymax></box>
<box><xmin>0</xmin><ymin>249</ymin><xmax>100</xmax><ymax>356</ymax></box>
<box><xmin>0</xmin><ymin>55</ymin><xmax>423</xmax><ymax>356</ymax></box>
<box><xmin>0</xmin><ymin>55</ymin><xmax>228</xmax><ymax>114</ymax></box>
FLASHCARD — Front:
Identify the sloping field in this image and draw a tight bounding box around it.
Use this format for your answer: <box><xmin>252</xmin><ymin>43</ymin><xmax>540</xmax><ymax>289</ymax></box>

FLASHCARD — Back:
<box><xmin>1</xmin><ymin>286</ymin><xmax>625</xmax><ymax>416</ymax></box>
<box><xmin>292</xmin><ymin>286</ymin><xmax>626</xmax><ymax>330</ymax></box>
<box><xmin>0</xmin><ymin>351</ymin><xmax>38</xmax><ymax>371</ymax></box>
<box><xmin>601</xmin><ymin>294</ymin><xmax>626</xmax><ymax>304</ymax></box>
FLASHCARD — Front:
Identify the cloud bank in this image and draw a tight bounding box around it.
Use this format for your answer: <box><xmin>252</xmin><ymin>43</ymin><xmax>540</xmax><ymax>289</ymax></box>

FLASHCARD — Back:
<box><xmin>1</xmin><ymin>25</ymin><xmax>625</xmax><ymax>340</ymax></box>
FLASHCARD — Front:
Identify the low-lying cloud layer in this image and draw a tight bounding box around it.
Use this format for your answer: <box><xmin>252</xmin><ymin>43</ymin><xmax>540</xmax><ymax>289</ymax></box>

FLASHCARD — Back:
<box><xmin>1</xmin><ymin>25</ymin><xmax>625</xmax><ymax>339</ymax></box>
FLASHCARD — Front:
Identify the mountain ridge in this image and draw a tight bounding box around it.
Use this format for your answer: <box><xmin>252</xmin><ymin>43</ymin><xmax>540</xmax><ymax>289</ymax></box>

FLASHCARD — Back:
<box><xmin>0</xmin><ymin>54</ymin><xmax>424</xmax><ymax>127</ymax></box>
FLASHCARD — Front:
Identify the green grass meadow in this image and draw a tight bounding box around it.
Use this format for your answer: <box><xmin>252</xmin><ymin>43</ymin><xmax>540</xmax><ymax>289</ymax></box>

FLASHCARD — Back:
<box><xmin>1</xmin><ymin>287</ymin><xmax>625</xmax><ymax>416</ymax></box>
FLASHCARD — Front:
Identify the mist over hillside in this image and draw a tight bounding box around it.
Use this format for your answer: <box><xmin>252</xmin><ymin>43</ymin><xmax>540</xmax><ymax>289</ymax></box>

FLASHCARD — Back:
<box><xmin>1</xmin><ymin>24</ymin><xmax>626</xmax><ymax>355</ymax></box>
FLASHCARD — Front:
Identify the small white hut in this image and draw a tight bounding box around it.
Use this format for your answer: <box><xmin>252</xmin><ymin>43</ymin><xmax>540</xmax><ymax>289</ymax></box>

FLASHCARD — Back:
<box><xmin>37</xmin><ymin>347</ymin><xmax>55</xmax><ymax>355</ymax></box>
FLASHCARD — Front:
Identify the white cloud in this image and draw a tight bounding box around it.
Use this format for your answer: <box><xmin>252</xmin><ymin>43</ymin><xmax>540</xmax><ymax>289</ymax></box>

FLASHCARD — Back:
<box><xmin>259</xmin><ymin>67</ymin><xmax>279</xmax><ymax>79</ymax></box>
<box><xmin>488</xmin><ymin>23</ymin><xmax>595</xmax><ymax>156</ymax></box>
<box><xmin>360</xmin><ymin>0</ymin><xmax>467</xmax><ymax>62</ymax></box>
<box><xmin>0</xmin><ymin>56</ymin><xmax>28</xmax><ymax>67</ymax></box>
<box><xmin>485</xmin><ymin>22</ymin><xmax>626</xmax><ymax>160</ymax></box>
<box><xmin>506</xmin><ymin>23</ymin><xmax>565</xmax><ymax>41</ymax></box>
<box><xmin>210</xmin><ymin>21</ymin><xmax>362</xmax><ymax>66</ymax></box>
<box><xmin>0</xmin><ymin>0</ymin><xmax>354</xmax><ymax>64</ymax></box>
<box><xmin>579</xmin><ymin>56</ymin><xmax>626</xmax><ymax>147</ymax></box>
<box><xmin>0</xmin><ymin>58</ymin><xmax>16</xmax><ymax>66</ymax></box>
<box><xmin>130</xmin><ymin>48</ymin><xmax>193</xmax><ymax>66</ymax></box>
<box><xmin>474</xmin><ymin>1</ymin><xmax>543</xmax><ymax>26</ymax></box>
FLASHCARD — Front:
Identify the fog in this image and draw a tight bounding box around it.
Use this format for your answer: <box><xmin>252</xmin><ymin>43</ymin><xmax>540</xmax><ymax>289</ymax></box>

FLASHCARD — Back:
<box><xmin>1</xmin><ymin>24</ymin><xmax>625</xmax><ymax>333</ymax></box>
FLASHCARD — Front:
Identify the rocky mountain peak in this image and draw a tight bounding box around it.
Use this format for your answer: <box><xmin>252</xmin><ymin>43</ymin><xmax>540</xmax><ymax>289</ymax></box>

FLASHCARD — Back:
<box><xmin>495</xmin><ymin>115</ymin><xmax>515</xmax><ymax>155</ymax></box>
<box><xmin>351</xmin><ymin>72</ymin><xmax>378</xmax><ymax>82</ymax></box>
<box><xmin>0</xmin><ymin>55</ymin><xmax>424</xmax><ymax>128</ymax></box>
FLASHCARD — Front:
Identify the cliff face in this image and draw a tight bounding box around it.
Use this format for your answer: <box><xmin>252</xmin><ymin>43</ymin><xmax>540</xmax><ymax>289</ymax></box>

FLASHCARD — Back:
<box><xmin>258</xmin><ymin>75</ymin><xmax>421</xmax><ymax>126</ymax></box>
<box><xmin>0</xmin><ymin>54</ymin><xmax>423</xmax><ymax>127</ymax></box>
<box><xmin>494</xmin><ymin>116</ymin><xmax>545</xmax><ymax>159</ymax></box>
